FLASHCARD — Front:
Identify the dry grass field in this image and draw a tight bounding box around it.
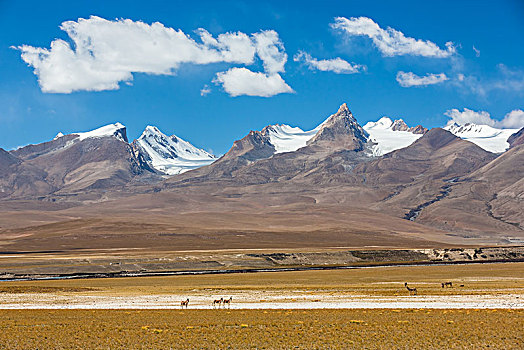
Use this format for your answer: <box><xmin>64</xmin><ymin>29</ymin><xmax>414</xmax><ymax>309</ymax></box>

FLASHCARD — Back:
<box><xmin>0</xmin><ymin>308</ymin><xmax>522</xmax><ymax>349</ymax></box>
<box><xmin>0</xmin><ymin>263</ymin><xmax>522</xmax><ymax>348</ymax></box>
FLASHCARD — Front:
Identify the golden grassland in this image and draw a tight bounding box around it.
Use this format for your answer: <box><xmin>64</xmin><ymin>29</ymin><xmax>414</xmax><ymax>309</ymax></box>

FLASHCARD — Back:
<box><xmin>0</xmin><ymin>263</ymin><xmax>522</xmax><ymax>348</ymax></box>
<box><xmin>0</xmin><ymin>309</ymin><xmax>522</xmax><ymax>349</ymax></box>
<box><xmin>1</xmin><ymin>262</ymin><xmax>523</xmax><ymax>297</ymax></box>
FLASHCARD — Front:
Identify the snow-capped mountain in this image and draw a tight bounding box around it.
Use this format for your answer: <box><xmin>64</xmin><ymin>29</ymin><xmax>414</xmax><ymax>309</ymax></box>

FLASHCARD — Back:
<box><xmin>135</xmin><ymin>126</ymin><xmax>216</xmax><ymax>175</ymax></box>
<box><xmin>444</xmin><ymin>122</ymin><xmax>519</xmax><ymax>153</ymax></box>
<box><xmin>55</xmin><ymin>122</ymin><xmax>128</xmax><ymax>142</ymax></box>
<box><xmin>262</xmin><ymin>124</ymin><xmax>321</xmax><ymax>154</ymax></box>
<box><xmin>363</xmin><ymin>117</ymin><xmax>427</xmax><ymax>156</ymax></box>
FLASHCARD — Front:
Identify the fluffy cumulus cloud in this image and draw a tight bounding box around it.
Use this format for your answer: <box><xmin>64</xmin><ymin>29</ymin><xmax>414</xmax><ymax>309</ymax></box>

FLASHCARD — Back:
<box><xmin>499</xmin><ymin>110</ymin><xmax>524</xmax><ymax>128</ymax></box>
<box><xmin>212</xmin><ymin>30</ymin><xmax>292</xmax><ymax>97</ymax></box>
<box><xmin>445</xmin><ymin>108</ymin><xmax>524</xmax><ymax>128</ymax></box>
<box><xmin>209</xmin><ymin>29</ymin><xmax>292</xmax><ymax>97</ymax></box>
<box><xmin>293</xmin><ymin>51</ymin><xmax>364</xmax><ymax>74</ymax></box>
<box><xmin>213</xmin><ymin>68</ymin><xmax>293</xmax><ymax>97</ymax></box>
<box><xmin>396</xmin><ymin>71</ymin><xmax>448</xmax><ymax>87</ymax></box>
<box><xmin>14</xmin><ymin>16</ymin><xmax>292</xmax><ymax>96</ymax></box>
<box><xmin>331</xmin><ymin>17</ymin><xmax>455</xmax><ymax>58</ymax></box>
<box><xmin>252</xmin><ymin>31</ymin><xmax>287</xmax><ymax>74</ymax></box>
<box><xmin>445</xmin><ymin>108</ymin><xmax>494</xmax><ymax>126</ymax></box>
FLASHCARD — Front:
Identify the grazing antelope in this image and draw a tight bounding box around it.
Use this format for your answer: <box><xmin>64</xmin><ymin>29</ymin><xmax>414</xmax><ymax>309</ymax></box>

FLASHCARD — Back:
<box><xmin>213</xmin><ymin>297</ymin><xmax>223</xmax><ymax>308</ymax></box>
<box><xmin>181</xmin><ymin>298</ymin><xmax>189</xmax><ymax>309</ymax></box>
<box><xmin>223</xmin><ymin>297</ymin><xmax>233</xmax><ymax>308</ymax></box>
<box><xmin>441</xmin><ymin>282</ymin><xmax>453</xmax><ymax>288</ymax></box>
<box><xmin>404</xmin><ymin>282</ymin><xmax>417</xmax><ymax>295</ymax></box>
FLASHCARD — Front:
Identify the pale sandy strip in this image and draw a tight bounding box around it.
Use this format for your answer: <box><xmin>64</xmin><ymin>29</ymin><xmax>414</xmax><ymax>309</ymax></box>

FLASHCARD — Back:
<box><xmin>0</xmin><ymin>293</ymin><xmax>522</xmax><ymax>309</ymax></box>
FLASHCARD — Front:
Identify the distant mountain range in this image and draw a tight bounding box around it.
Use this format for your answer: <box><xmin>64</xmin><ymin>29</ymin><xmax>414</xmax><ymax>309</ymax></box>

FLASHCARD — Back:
<box><xmin>0</xmin><ymin>103</ymin><xmax>522</xmax><ymax>251</ymax></box>
<box><xmin>5</xmin><ymin>103</ymin><xmax>519</xmax><ymax>181</ymax></box>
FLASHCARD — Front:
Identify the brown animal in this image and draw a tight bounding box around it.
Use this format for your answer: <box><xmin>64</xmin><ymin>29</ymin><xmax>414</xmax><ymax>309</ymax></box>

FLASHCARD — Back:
<box><xmin>213</xmin><ymin>297</ymin><xmax>223</xmax><ymax>308</ymax></box>
<box><xmin>223</xmin><ymin>297</ymin><xmax>233</xmax><ymax>308</ymax></box>
<box><xmin>404</xmin><ymin>282</ymin><xmax>417</xmax><ymax>295</ymax></box>
<box><xmin>181</xmin><ymin>298</ymin><xmax>189</xmax><ymax>308</ymax></box>
<box><xmin>441</xmin><ymin>282</ymin><xmax>453</xmax><ymax>288</ymax></box>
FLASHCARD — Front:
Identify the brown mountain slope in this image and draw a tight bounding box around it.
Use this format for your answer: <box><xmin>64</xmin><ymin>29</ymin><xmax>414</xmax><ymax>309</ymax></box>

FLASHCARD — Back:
<box><xmin>354</xmin><ymin>128</ymin><xmax>496</xmax><ymax>186</ymax></box>
<box><xmin>3</xmin><ymin>130</ymin><xmax>157</xmax><ymax>199</ymax></box>
<box><xmin>0</xmin><ymin>148</ymin><xmax>55</xmax><ymax>199</ymax></box>
<box><xmin>508</xmin><ymin>127</ymin><xmax>524</xmax><ymax>148</ymax></box>
<box><xmin>412</xmin><ymin>144</ymin><xmax>524</xmax><ymax>241</ymax></box>
<box><xmin>0</xmin><ymin>105</ymin><xmax>520</xmax><ymax>251</ymax></box>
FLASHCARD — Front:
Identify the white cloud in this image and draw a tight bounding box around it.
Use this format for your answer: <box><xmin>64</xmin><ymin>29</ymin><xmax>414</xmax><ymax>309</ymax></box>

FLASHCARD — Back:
<box><xmin>331</xmin><ymin>16</ymin><xmax>455</xmax><ymax>58</ymax></box>
<box><xmin>396</xmin><ymin>71</ymin><xmax>448</xmax><ymax>87</ymax></box>
<box><xmin>213</xmin><ymin>68</ymin><xmax>293</xmax><ymax>97</ymax></box>
<box><xmin>445</xmin><ymin>108</ymin><xmax>494</xmax><ymax>126</ymax></box>
<box><xmin>14</xmin><ymin>16</ymin><xmax>290</xmax><ymax>94</ymax></box>
<box><xmin>293</xmin><ymin>51</ymin><xmax>364</xmax><ymax>74</ymax></box>
<box><xmin>200</xmin><ymin>85</ymin><xmax>211</xmax><ymax>96</ymax></box>
<box><xmin>445</xmin><ymin>108</ymin><xmax>524</xmax><ymax>128</ymax></box>
<box><xmin>499</xmin><ymin>110</ymin><xmax>524</xmax><ymax>128</ymax></box>
<box><xmin>252</xmin><ymin>30</ymin><xmax>287</xmax><ymax>74</ymax></box>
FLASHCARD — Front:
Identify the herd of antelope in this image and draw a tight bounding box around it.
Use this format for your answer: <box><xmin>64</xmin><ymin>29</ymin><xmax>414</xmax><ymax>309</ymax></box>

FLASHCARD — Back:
<box><xmin>179</xmin><ymin>297</ymin><xmax>233</xmax><ymax>309</ymax></box>
<box><xmin>180</xmin><ymin>281</ymin><xmax>459</xmax><ymax>308</ymax></box>
<box><xmin>404</xmin><ymin>281</ymin><xmax>458</xmax><ymax>295</ymax></box>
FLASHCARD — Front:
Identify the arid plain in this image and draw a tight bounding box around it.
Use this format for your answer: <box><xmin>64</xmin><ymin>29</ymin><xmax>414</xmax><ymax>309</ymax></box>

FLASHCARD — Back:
<box><xmin>0</xmin><ymin>263</ymin><xmax>523</xmax><ymax>348</ymax></box>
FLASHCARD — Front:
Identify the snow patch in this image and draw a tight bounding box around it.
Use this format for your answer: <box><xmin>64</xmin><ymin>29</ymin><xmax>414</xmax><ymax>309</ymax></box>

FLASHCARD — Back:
<box><xmin>264</xmin><ymin>124</ymin><xmax>322</xmax><ymax>153</ymax></box>
<box><xmin>137</xmin><ymin>126</ymin><xmax>216</xmax><ymax>175</ymax></box>
<box><xmin>364</xmin><ymin>117</ymin><xmax>423</xmax><ymax>156</ymax></box>
<box><xmin>444</xmin><ymin>122</ymin><xmax>519</xmax><ymax>153</ymax></box>
<box><xmin>73</xmin><ymin>122</ymin><xmax>127</xmax><ymax>142</ymax></box>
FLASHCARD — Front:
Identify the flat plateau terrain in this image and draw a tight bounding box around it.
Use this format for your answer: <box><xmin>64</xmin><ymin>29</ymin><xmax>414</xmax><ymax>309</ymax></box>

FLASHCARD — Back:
<box><xmin>0</xmin><ymin>262</ymin><xmax>522</xmax><ymax>348</ymax></box>
<box><xmin>0</xmin><ymin>262</ymin><xmax>522</xmax><ymax>309</ymax></box>
<box><xmin>1</xmin><ymin>308</ymin><xmax>522</xmax><ymax>349</ymax></box>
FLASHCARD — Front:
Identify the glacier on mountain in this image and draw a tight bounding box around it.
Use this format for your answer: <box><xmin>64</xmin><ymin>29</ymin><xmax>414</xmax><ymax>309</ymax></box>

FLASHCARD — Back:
<box><xmin>135</xmin><ymin>126</ymin><xmax>216</xmax><ymax>175</ymax></box>
<box><xmin>363</xmin><ymin>117</ymin><xmax>424</xmax><ymax>156</ymax></box>
<box><xmin>73</xmin><ymin>122</ymin><xmax>128</xmax><ymax>142</ymax></box>
<box><xmin>262</xmin><ymin>124</ymin><xmax>322</xmax><ymax>154</ymax></box>
<box><xmin>444</xmin><ymin>122</ymin><xmax>519</xmax><ymax>153</ymax></box>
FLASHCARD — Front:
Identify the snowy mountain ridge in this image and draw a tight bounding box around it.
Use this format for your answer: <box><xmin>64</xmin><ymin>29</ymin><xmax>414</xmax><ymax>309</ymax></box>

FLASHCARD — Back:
<box><xmin>363</xmin><ymin>117</ymin><xmax>427</xmax><ymax>156</ymax></box>
<box><xmin>55</xmin><ymin>122</ymin><xmax>128</xmax><ymax>142</ymax></box>
<box><xmin>24</xmin><ymin>105</ymin><xmax>523</xmax><ymax>178</ymax></box>
<box><xmin>444</xmin><ymin>122</ymin><xmax>519</xmax><ymax>153</ymax></box>
<box><xmin>135</xmin><ymin>126</ymin><xmax>216</xmax><ymax>175</ymax></box>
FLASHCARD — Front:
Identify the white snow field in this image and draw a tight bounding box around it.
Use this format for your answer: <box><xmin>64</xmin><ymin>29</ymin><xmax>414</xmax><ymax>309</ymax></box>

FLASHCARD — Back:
<box><xmin>136</xmin><ymin>125</ymin><xmax>216</xmax><ymax>175</ymax></box>
<box><xmin>444</xmin><ymin>122</ymin><xmax>519</xmax><ymax>153</ymax></box>
<box><xmin>363</xmin><ymin>117</ymin><xmax>424</xmax><ymax>156</ymax></box>
<box><xmin>264</xmin><ymin>123</ymin><xmax>322</xmax><ymax>153</ymax></box>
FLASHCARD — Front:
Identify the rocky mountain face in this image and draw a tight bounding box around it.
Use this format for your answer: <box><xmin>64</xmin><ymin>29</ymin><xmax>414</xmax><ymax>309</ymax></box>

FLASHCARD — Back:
<box><xmin>307</xmin><ymin>103</ymin><xmax>368</xmax><ymax>150</ymax></box>
<box><xmin>166</xmin><ymin>103</ymin><xmax>374</xmax><ymax>186</ymax></box>
<box><xmin>1</xmin><ymin>124</ymin><xmax>159</xmax><ymax>199</ymax></box>
<box><xmin>508</xmin><ymin>127</ymin><xmax>524</xmax><ymax>148</ymax></box>
<box><xmin>0</xmin><ymin>103</ymin><xmax>522</xmax><ymax>247</ymax></box>
<box><xmin>390</xmin><ymin>119</ymin><xmax>428</xmax><ymax>134</ymax></box>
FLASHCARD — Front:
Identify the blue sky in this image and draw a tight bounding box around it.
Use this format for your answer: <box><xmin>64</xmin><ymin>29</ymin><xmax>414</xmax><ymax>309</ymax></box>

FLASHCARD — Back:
<box><xmin>1</xmin><ymin>0</ymin><xmax>523</xmax><ymax>154</ymax></box>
